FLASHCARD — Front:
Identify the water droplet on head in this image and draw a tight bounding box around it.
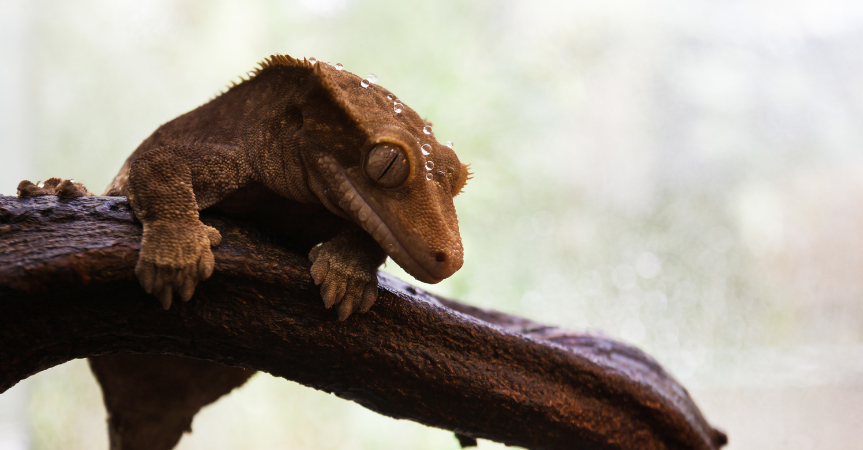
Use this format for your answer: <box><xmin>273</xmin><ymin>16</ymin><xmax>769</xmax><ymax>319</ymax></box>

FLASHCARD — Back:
<box><xmin>426</xmin><ymin>172</ymin><xmax>434</xmax><ymax>180</ymax></box>
<box><xmin>247</xmin><ymin>71</ymin><xmax>255</xmax><ymax>77</ymax></box>
<box><xmin>446</xmin><ymin>141</ymin><xmax>454</xmax><ymax>148</ymax></box>
<box><xmin>423</xmin><ymin>125</ymin><xmax>432</xmax><ymax>135</ymax></box>
<box><xmin>360</xmin><ymin>79</ymin><xmax>369</xmax><ymax>88</ymax></box>
<box><xmin>394</xmin><ymin>102</ymin><xmax>403</xmax><ymax>113</ymax></box>
<box><xmin>387</xmin><ymin>94</ymin><xmax>394</xmax><ymax>100</ymax></box>
<box><xmin>425</xmin><ymin>161</ymin><xmax>435</xmax><ymax>170</ymax></box>
<box><xmin>309</xmin><ymin>57</ymin><xmax>317</xmax><ymax>65</ymax></box>
<box><xmin>366</xmin><ymin>73</ymin><xmax>377</xmax><ymax>84</ymax></box>
<box><xmin>335</xmin><ymin>63</ymin><xmax>344</xmax><ymax>71</ymax></box>
<box><xmin>421</xmin><ymin>144</ymin><xmax>432</xmax><ymax>155</ymax></box>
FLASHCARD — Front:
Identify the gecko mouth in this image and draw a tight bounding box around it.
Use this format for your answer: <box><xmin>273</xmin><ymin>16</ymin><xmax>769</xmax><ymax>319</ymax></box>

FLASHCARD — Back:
<box><xmin>318</xmin><ymin>157</ymin><xmax>445</xmax><ymax>283</ymax></box>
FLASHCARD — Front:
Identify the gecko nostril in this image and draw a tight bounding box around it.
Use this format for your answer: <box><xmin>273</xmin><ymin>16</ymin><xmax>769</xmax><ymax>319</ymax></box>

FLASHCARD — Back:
<box><xmin>435</xmin><ymin>252</ymin><xmax>446</xmax><ymax>263</ymax></box>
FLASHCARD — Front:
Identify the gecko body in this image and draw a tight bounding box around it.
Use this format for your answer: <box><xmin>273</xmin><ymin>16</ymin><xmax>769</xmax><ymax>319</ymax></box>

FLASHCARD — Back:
<box><xmin>104</xmin><ymin>54</ymin><xmax>469</xmax><ymax>319</ymax></box>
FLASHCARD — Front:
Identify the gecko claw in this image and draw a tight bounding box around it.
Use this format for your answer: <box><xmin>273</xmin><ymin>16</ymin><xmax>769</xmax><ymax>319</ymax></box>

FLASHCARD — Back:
<box><xmin>159</xmin><ymin>288</ymin><xmax>173</xmax><ymax>310</ymax></box>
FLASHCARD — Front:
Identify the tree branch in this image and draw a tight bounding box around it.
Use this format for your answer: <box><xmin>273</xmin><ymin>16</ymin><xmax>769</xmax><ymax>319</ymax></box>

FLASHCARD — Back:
<box><xmin>0</xmin><ymin>195</ymin><xmax>726</xmax><ymax>450</ymax></box>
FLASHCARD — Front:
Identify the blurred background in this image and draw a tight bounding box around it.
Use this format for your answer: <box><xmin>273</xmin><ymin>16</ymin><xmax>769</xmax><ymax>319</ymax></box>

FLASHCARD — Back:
<box><xmin>2</xmin><ymin>0</ymin><xmax>863</xmax><ymax>448</ymax></box>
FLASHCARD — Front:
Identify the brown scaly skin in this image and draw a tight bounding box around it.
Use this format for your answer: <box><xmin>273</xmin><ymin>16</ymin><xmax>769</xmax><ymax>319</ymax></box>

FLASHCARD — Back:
<box><xmin>105</xmin><ymin>54</ymin><xmax>469</xmax><ymax>319</ymax></box>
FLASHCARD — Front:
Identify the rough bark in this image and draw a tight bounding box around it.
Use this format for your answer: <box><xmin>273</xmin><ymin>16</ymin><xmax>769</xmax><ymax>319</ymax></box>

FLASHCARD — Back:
<box><xmin>0</xmin><ymin>195</ymin><xmax>727</xmax><ymax>450</ymax></box>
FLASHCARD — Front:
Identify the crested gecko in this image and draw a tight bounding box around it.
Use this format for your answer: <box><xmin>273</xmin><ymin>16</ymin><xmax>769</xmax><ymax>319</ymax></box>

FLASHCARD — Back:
<box><xmin>100</xmin><ymin>54</ymin><xmax>470</xmax><ymax>319</ymax></box>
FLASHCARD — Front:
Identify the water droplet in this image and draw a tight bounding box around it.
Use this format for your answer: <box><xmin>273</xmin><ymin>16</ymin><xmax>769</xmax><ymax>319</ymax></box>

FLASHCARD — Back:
<box><xmin>366</xmin><ymin>73</ymin><xmax>377</xmax><ymax>84</ymax></box>
<box><xmin>247</xmin><ymin>71</ymin><xmax>255</xmax><ymax>77</ymax></box>
<box><xmin>446</xmin><ymin>141</ymin><xmax>454</xmax><ymax>148</ymax></box>
<box><xmin>423</xmin><ymin>125</ymin><xmax>432</xmax><ymax>135</ymax></box>
<box><xmin>425</xmin><ymin>161</ymin><xmax>435</xmax><ymax>170</ymax></box>
<box><xmin>309</xmin><ymin>57</ymin><xmax>317</xmax><ymax>65</ymax></box>
<box><xmin>394</xmin><ymin>102</ymin><xmax>403</xmax><ymax>113</ymax></box>
<box><xmin>387</xmin><ymin>94</ymin><xmax>394</xmax><ymax>100</ymax></box>
<box><xmin>69</xmin><ymin>179</ymin><xmax>75</xmax><ymax>183</ymax></box>
<box><xmin>360</xmin><ymin>79</ymin><xmax>369</xmax><ymax>88</ymax></box>
<box><xmin>416</xmin><ymin>138</ymin><xmax>420</xmax><ymax>143</ymax></box>
<box><xmin>335</xmin><ymin>63</ymin><xmax>344</xmax><ymax>70</ymax></box>
<box><xmin>426</xmin><ymin>173</ymin><xmax>434</xmax><ymax>180</ymax></box>
<box><xmin>421</xmin><ymin>144</ymin><xmax>432</xmax><ymax>155</ymax></box>
<box><xmin>37</xmin><ymin>182</ymin><xmax>44</xmax><ymax>188</ymax></box>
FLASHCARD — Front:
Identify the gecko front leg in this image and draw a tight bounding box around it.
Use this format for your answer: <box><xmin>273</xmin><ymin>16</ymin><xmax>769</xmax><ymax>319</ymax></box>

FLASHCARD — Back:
<box><xmin>309</xmin><ymin>226</ymin><xmax>387</xmax><ymax>320</ymax></box>
<box><xmin>127</xmin><ymin>147</ymin><xmax>225</xmax><ymax>309</ymax></box>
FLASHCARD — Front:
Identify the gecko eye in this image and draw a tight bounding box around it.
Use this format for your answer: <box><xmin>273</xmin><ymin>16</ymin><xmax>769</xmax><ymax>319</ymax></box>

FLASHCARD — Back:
<box><xmin>364</xmin><ymin>143</ymin><xmax>409</xmax><ymax>188</ymax></box>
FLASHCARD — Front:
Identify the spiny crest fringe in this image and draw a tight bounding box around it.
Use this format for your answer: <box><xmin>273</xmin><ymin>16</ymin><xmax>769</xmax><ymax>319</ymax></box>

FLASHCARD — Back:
<box><xmin>220</xmin><ymin>53</ymin><xmax>315</xmax><ymax>94</ymax></box>
<box><xmin>458</xmin><ymin>164</ymin><xmax>472</xmax><ymax>195</ymax></box>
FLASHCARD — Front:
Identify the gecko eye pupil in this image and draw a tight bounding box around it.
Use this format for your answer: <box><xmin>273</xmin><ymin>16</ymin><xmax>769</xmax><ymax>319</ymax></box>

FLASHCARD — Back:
<box><xmin>364</xmin><ymin>143</ymin><xmax>409</xmax><ymax>188</ymax></box>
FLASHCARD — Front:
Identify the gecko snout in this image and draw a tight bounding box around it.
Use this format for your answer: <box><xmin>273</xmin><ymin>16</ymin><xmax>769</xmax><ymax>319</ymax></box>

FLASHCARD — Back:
<box><xmin>425</xmin><ymin>246</ymin><xmax>463</xmax><ymax>281</ymax></box>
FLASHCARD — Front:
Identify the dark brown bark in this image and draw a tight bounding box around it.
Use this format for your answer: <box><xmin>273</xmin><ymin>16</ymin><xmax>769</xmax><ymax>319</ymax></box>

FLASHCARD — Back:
<box><xmin>0</xmin><ymin>195</ymin><xmax>727</xmax><ymax>450</ymax></box>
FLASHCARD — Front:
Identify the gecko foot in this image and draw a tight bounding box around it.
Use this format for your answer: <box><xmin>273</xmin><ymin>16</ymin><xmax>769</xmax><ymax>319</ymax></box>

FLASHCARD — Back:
<box><xmin>17</xmin><ymin>178</ymin><xmax>93</xmax><ymax>198</ymax></box>
<box><xmin>136</xmin><ymin>221</ymin><xmax>221</xmax><ymax>309</ymax></box>
<box><xmin>309</xmin><ymin>242</ymin><xmax>380</xmax><ymax>321</ymax></box>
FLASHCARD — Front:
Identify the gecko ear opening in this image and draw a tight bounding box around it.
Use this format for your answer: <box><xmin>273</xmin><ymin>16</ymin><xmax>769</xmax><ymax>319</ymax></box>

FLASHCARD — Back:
<box><xmin>452</xmin><ymin>163</ymin><xmax>472</xmax><ymax>197</ymax></box>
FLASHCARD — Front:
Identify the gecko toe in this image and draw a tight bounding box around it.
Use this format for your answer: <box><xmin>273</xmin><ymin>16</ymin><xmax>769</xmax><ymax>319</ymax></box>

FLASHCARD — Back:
<box><xmin>337</xmin><ymin>296</ymin><xmax>355</xmax><ymax>321</ymax></box>
<box><xmin>198</xmin><ymin>249</ymin><xmax>215</xmax><ymax>280</ymax></box>
<box><xmin>158</xmin><ymin>286</ymin><xmax>173</xmax><ymax>310</ymax></box>
<box><xmin>341</xmin><ymin>280</ymin><xmax>364</xmax><ymax>317</ymax></box>
<box><xmin>136</xmin><ymin>262</ymin><xmax>156</xmax><ymax>295</ymax></box>
<box><xmin>204</xmin><ymin>225</ymin><xmax>222</xmax><ymax>247</ymax></box>
<box><xmin>172</xmin><ymin>266</ymin><xmax>186</xmax><ymax>286</ymax></box>
<box><xmin>309</xmin><ymin>245</ymin><xmax>322</xmax><ymax>262</ymax></box>
<box><xmin>310</xmin><ymin>259</ymin><xmax>329</xmax><ymax>286</ymax></box>
<box><xmin>42</xmin><ymin>178</ymin><xmax>62</xmax><ymax>191</ymax></box>
<box><xmin>152</xmin><ymin>270</ymin><xmax>168</xmax><ymax>300</ymax></box>
<box><xmin>180</xmin><ymin>275</ymin><xmax>197</xmax><ymax>302</ymax></box>
<box><xmin>321</xmin><ymin>278</ymin><xmax>346</xmax><ymax>309</ymax></box>
<box><xmin>55</xmin><ymin>179</ymin><xmax>92</xmax><ymax>198</ymax></box>
<box><xmin>359</xmin><ymin>283</ymin><xmax>378</xmax><ymax>313</ymax></box>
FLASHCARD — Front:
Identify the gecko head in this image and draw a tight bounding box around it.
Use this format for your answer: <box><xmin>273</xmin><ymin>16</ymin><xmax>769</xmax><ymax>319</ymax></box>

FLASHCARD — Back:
<box><xmin>314</xmin><ymin>132</ymin><xmax>469</xmax><ymax>283</ymax></box>
<box><xmin>300</xmin><ymin>60</ymin><xmax>470</xmax><ymax>283</ymax></box>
